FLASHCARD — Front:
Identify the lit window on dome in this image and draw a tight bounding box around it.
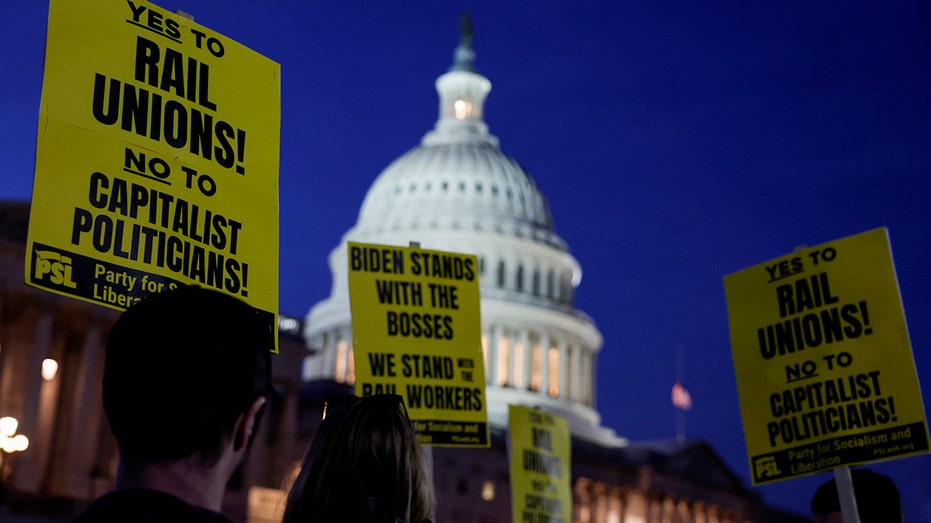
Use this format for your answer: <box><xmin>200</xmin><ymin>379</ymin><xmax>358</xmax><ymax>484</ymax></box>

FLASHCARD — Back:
<box><xmin>454</xmin><ymin>99</ymin><xmax>472</xmax><ymax>119</ymax></box>
<box><xmin>548</xmin><ymin>347</ymin><xmax>560</xmax><ymax>397</ymax></box>
<box><xmin>530</xmin><ymin>343</ymin><xmax>543</xmax><ymax>392</ymax></box>
<box><xmin>513</xmin><ymin>341</ymin><xmax>524</xmax><ymax>388</ymax></box>
<box><xmin>497</xmin><ymin>337</ymin><xmax>509</xmax><ymax>386</ymax></box>
<box><xmin>347</xmin><ymin>345</ymin><xmax>356</xmax><ymax>384</ymax></box>
<box><xmin>335</xmin><ymin>340</ymin><xmax>348</xmax><ymax>383</ymax></box>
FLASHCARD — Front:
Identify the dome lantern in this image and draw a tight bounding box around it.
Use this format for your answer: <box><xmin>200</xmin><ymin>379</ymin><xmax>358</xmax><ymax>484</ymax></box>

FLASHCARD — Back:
<box><xmin>424</xmin><ymin>11</ymin><xmax>495</xmax><ymax>147</ymax></box>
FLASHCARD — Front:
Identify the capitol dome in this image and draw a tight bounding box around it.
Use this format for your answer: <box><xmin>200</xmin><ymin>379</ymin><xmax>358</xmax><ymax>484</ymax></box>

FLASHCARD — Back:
<box><xmin>304</xmin><ymin>22</ymin><xmax>623</xmax><ymax>446</ymax></box>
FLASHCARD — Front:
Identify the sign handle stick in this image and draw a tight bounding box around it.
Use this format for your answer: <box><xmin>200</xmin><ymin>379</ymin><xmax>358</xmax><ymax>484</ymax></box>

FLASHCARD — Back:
<box><xmin>407</xmin><ymin>240</ymin><xmax>436</xmax><ymax>522</ymax></box>
<box><xmin>424</xmin><ymin>445</ymin><xmax>435</xmax><ymax>522</ymax></box>
<box><xmin>792</xmin><ymin>246</ymin><xmax>863</xmax><ymax>522</ymax></box>
<box><xmin>834</xmin><ymin>466</ymin><xmax>861</xmax><ymax>523</ymax></box>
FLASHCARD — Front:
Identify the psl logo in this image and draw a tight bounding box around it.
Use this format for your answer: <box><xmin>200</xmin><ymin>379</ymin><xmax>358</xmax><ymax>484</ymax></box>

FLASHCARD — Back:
<box><xmin>753</xmin><ymin>456</ymin><xmax>781</xmax><ymax>480</ymax></box>
<box><xmin>34</xmin><ymin>250</ymin><xmax>77</xmax><ymax>289</ymax></box>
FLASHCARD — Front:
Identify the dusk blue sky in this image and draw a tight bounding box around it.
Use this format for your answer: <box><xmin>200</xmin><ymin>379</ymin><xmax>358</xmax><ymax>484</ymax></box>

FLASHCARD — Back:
<box><xmin>4</xmin><ymin>1</ymin><xmax>930</xmax><ymax>519</ymax></box>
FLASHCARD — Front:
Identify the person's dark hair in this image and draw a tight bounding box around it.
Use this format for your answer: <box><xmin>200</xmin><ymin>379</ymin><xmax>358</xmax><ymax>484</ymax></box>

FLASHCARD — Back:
<box><xmin>103</xmin><ymin>284</ymin><xmax>273</xmax><ymax>466</ymax></box>
<box><xmin>283</xmin><ymin>394</ymin><xmax>433</xmax><ymax>523</ymax></box>
<box><xmin>811</xmin><ymin>468</ymin><xmax>901</xmax><ymax>522</ymax></box>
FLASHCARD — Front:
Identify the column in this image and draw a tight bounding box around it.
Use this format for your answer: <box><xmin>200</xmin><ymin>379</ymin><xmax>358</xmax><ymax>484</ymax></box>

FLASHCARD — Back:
<box><xmin>539</xmin><ymin>333</ymin><xmax>551</xmax><ymax>397</ymax></box>
<box><xmin>692</xmin><ymin>500</ymin><xmax>707</xmax><ymax>523</ymax></box>
<box><xmin>677</xmin><ymin>498</ymin><xmax>691</xmax><ymax>523</ymax></box>
<box><xmin>518</xmin><ymin>329</ymin><xmax>530</xmax><ymax>390</ymax></box>
<box><xmin>707</xmin><ymin>505</ymin><xmax>720</xmax><ymax>523</ymax></box>
<box><xmin>590</xmin><ymin>351</ymin><xmax>598</xmax><ymax>406</ymax></box>
<box><xmin>13</xmin><ymin>309</ymin><xmax>54</xmax><ymax>493</ymax></box>
<box><xmin>322</xmin><ymin>329</ymin><xmax>337</xmax><ymax>379</ymax></box>
<box><xmin>346</xmin><ymin>342</ymin><xmax>356</xmax><ymax>384</ymax></box>
<box><xmin>593</xmin><ymin>482</ymin><xmax>608</xmax><ymax>523</ymax></box>
<box><xmin>487</xmin><ymin>325</ymin><xmax>500</xmax><ymax>387</ymax></box>
<box><xmin>506</xmin><ymin>330</ymin><xmax>516</xmax><ymax>387</ymax></box>
<box><xmin>647</xmin><ymin>495</ymin><xmax>663</xmax><ymax>523</ymax></box>
<box><xmin>607</xmin><ymin>487</ymin><xmax>623</xmax><ymax>523</ymax></box>
<box><xmin>574</xmin><ymin>478</ymin><xmax>592</xmax><ymax>523</ymax></box>
<box><xmin>570</xmin><ymin>343</ymin><xmax>582</xmax><ymax>402</ymax></box>
<box><xmin>625</xmin><ymin>490</ymin><xmax>649</xmax><ymax>523</ymax></box>
<box><xmin>581</xmin><ymin>349</ymin><xmax>592</xmax><ymax>404</ymax></box>
<box><xmin>63</xmin><ymin>321</ymin><xmax>104</xmax><ymax>498</ymax></box>
<box><xmin>0</xmin><ymin>292</ymin><xmax>8</xmax><ymax>412</ymax></box>
<box><xmin>662</xmin><ymin>496</ymin><xmax>676</xmax><ymax>523</ymax></box>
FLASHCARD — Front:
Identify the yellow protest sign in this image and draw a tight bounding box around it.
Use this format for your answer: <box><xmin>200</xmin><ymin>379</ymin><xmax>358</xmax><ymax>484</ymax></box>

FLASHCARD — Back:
<box><xmin>347</xmin><ymin>241</ymin><xmax>489</xmax><ymax>447</ymax></box>
<box><xmin>724</xmin><ymin>228</ymin><xmax>929</xmax><ymax>485</ymax></box>
<box><xmin>509</xmin><ymin>405</ymin><xmax>572</xmax><ymax>523</ymax></box>
<box><xmin>26</xmin><ymin>0</ymin><xmax>280</xmax><ymax>348</ymax></box>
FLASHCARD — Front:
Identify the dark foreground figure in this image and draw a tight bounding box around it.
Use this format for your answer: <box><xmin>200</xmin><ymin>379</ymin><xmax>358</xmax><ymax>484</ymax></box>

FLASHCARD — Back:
<box><xmin>283</xmin><ymin>394</ymin><xmax>434</xmax><ymax>523</ymax></box>
<box><xmin>72</xmin><ymin>285</ymin><xmax>272</xmax><ymax>523</ymax></box>
<box><xmin>811</xmin><ymin>468</ymin><xmax>901</xmax><ymax>523</ymax></box>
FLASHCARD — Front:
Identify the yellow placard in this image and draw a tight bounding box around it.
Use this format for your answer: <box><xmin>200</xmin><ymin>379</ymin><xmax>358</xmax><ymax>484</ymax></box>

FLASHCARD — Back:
<box><xmin>509</xmin><ymin>405</ymin><xmax>572</xmax><ymax>523</ymax></box>
<box><xmin>26</xmin><ymin>0</ymin><xmax>280</xmax><ymax>349</ymax></box>
<box><xmin>724</xmin><ymin>228</ymin><xmax>929</xmax><ymax>484</ymax></box>
<box><xmin>347</xmin><ymin>241</ymin><xmax>489</xmax><ymax>447</ymax></box>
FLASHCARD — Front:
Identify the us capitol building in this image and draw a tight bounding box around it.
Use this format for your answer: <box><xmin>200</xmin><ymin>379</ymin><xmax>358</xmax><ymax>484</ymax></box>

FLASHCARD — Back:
<box><xmin>299</xmin><ymin>21</ymin><xmax>807</xmax><ymax>523</ymax></box>
<box><xmin>0</xmin><ymin>18</ymin><xmax>808</xmax><ymax>523</ymax></box>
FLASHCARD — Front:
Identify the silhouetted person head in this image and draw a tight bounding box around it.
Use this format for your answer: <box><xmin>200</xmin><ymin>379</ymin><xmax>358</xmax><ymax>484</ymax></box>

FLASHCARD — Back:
<box><xmin>811</xmin><ymin>468</ymin><xmax>901</xmax><ymax>523</ymax></box>
<box><xmin>82</xmin><ymin>284</ymin><xmax>273</xmax><ymax>518</ymax></box>
<box><xmin>283</xmin><ymin>394</ymin><xmax>434</xmax><ymax>523</ymax></box>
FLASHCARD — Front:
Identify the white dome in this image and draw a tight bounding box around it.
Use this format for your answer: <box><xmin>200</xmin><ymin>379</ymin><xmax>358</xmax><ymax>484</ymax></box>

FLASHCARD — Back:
<box><xmin>304</xmin><ymin>28</ymin><xmax>623</xmax><ymax>447</ymax></box>
<box><xmin>356</xmin><ymin>142</ymin><xmax>565</xmax><ymax>249</ymax></box>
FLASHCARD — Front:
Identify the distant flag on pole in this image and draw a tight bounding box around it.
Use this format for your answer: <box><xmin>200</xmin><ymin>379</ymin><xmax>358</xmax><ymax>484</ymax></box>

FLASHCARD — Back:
<box><xmin>672</xmin><ymin>382</ymin><xmax>692</xmax><ymax>411</ymax></box>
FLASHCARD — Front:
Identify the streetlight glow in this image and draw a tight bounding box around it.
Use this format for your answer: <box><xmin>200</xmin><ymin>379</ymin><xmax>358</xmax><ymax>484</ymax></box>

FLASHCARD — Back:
<box><xmin>42</xmin><ymin>358</ymin><xmax>59</xmax><ymax>381</ymax></box>
<box><xmin>11</xmin><ymin>434</ymin><xmax>29</xmax><ymax>452</ymax></box>
<box><xmin>0</xmin><ymin>416</ymin><xmax>17</xmax><ymax>437</ymax></box>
